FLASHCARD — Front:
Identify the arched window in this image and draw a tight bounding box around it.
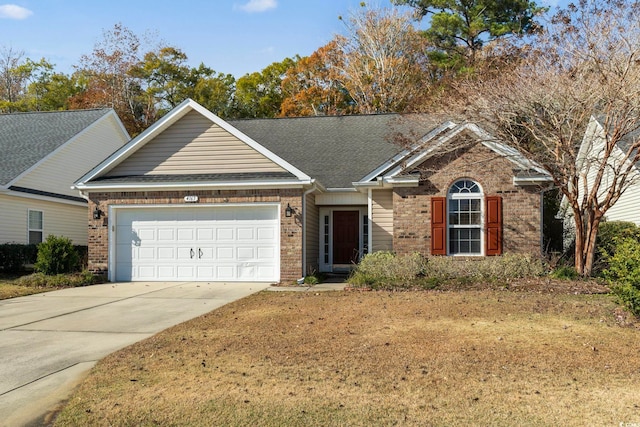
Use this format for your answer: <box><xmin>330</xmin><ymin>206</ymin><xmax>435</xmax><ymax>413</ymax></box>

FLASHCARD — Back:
<box><xmin>447</xmin><ymin>179</ymin><xmax>483</xmax><ymax>255</ymax></box>
<box><xmin>430</xmin><ymin>179</ymin><xmax>502</xmax><ymax>257</ymax></box>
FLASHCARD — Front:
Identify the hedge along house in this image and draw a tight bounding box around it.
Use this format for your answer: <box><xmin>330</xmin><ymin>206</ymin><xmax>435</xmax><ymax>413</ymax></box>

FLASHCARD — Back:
<box><xmin>73</xmin><ymin>99</ymin><xmax>551</xmax><ymax>284</ymax></box>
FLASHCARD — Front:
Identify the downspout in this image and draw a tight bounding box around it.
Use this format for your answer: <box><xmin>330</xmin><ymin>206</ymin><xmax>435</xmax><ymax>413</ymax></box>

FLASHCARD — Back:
<box><xmin>300</xmin><ymin>183</ymin><xmax>317</xmax><ymax>283</ymax></box>
<box><xmin>367</xmin><ymin>188</ymin><xmax>373</xmax><ymax>255</ymax></box>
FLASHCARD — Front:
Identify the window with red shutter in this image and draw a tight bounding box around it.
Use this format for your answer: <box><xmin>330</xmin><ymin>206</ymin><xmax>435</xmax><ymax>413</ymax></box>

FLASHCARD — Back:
<box><xmin>431</xmin><ymin>197</ymin><xmax>446</xmax><ymax>255</ymax></box>
<box><xmin>485</xmin><ymin>196</ymin><xmax>503</xmax><ymax>256</ymax></box>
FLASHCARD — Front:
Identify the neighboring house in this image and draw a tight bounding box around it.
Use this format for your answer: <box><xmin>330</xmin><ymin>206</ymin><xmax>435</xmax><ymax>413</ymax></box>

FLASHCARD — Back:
<box><xmin>0</xmin><ymin>109</ymin><xmax>129</xmax><ymax>246</ymax></box>
<box><xmin>74</xmin><ymin>99</ymin><xmax>551</xmax><ymax>283</ymax></box>
<box><xmin>568</xmin><ymin>115</ymin><xmax>640</xmax><ymax>226</ymax></box>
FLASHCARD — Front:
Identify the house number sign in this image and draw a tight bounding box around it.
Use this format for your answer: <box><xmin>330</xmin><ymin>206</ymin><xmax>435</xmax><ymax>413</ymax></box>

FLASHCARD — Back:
<box><xmin>184</xmin><ymin>195</ymin><xmax>199</xmax><ymax>203</ymax></box>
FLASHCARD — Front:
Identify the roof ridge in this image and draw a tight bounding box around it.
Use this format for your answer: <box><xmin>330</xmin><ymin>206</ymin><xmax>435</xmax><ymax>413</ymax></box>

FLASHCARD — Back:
<box><xmin>0</xmin><ymin>108</ymin><xmax>110</xmax><ymax>117</ymax></box>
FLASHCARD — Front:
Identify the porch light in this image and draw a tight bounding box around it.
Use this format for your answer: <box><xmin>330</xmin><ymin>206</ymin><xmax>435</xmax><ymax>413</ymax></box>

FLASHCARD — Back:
<box><xmin>93</xmin><ymin>206</ymin><xmax>102</xmax><ymax>220</ymax></box>
<box><xmin>285</xmin><ymin>203</ymin><xmax>293</xmax><ymax>217</ymax></box>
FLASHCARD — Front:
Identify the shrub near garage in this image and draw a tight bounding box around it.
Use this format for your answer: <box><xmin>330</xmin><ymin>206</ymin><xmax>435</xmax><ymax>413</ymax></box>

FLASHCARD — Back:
<box><xmin>35</xmin><ymin>235</ymin><xmax>80</xmax><ymax>275</ymax></box>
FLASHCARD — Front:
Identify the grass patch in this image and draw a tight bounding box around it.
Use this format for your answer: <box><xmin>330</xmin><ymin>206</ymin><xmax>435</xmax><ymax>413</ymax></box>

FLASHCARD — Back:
<box><xmin>55</xmin><ymin>288</ymin><xmax>639</xmax><ymax>426</ymax></box>
<box><xmin>0</xmin><ymin>271</ymin><xmax>103</xmax><ymax>300</ymax></box>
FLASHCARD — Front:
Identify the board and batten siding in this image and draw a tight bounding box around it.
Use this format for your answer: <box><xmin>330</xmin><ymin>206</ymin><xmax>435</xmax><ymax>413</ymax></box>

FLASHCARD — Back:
<box><xmin>13</xmin><ymin>115</ymin><xmax>128</xmax><ymax>198</ymax></box>
<box><xmin>0</xmin><ymin>193</ymin><xmax>88</xmax><ymax>245</ymax></box>
<box><xmin>106</xmin><ymin>110</ymin><xmax>286</xmax><ymax>176</ymax></box>
<box><xmin>371</xmin><ymin>189</ymin><xmax>393</xmax><ymax>251</ymax></box>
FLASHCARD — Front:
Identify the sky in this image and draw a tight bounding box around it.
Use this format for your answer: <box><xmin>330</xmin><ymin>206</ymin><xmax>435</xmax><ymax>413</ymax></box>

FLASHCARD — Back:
<box><xmin>0</xmin><ymin>0</ymin><xmax>567</xmax><ymax>78</ymax></box>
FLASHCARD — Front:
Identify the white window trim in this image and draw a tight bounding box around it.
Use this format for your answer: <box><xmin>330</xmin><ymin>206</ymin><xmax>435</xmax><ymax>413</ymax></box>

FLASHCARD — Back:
<box><xmin>447</xmin><ymin>180</ymin><xmax>484</xmax><ymax>256</ymax></box>
<box><xmin>27</xmin><ymin>209</ymin><xmax>44</xmax><ymax>245</ymax></box>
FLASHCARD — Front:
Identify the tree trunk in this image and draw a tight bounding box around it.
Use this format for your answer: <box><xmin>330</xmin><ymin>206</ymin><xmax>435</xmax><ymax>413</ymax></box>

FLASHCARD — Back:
<box><xmin>573</xmin><ymin>208</ymin><xmax>602</xmax><ymax>277</ymax></box>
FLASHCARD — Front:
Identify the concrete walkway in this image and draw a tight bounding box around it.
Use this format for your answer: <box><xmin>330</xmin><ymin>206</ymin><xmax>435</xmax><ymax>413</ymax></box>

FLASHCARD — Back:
<box><xmin>0</xmin><ymin>281</ymin><xmax>268</xmax><ymax>426</ymax></box>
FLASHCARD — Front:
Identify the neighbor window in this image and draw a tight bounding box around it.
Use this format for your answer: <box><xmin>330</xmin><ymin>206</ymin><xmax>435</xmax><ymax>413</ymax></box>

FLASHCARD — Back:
<box><xmin>28</xmin><ymin>210</ymin><xmax>43</xmax><ymax>244</ymax></box>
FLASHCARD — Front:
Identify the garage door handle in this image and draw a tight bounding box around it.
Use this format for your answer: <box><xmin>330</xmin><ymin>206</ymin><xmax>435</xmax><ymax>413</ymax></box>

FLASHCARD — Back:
<box><xmin>198</xmin><ymin>248</ymin><xmax>203</xmax><ymax>259</ymax></box>
<box><xmin>190</xmin><ymin>248</ymin><xmax>194</xmax><ymax>259</ymax></box>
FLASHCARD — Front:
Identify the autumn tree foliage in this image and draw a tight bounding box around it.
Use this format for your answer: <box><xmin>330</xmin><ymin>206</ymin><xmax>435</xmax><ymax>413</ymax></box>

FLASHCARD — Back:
<box><xmin>280</xmin><ymin>41</ymin><xmax>353</xmax><ymax>117</ymax></box>
<box><xmin>450</xmin><ymin>0</ymin><xmax>640</xmax><ymax>276</ymax></box>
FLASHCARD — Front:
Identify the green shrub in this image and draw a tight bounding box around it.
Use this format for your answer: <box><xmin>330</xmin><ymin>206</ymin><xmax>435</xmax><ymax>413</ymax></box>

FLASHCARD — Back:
<box><xmin>0</xmin><ymin>244</ymin><xmax>38</xmax><ymax>272</ymax></box>
<box><xmin>594</xmin><ymin>221</ymin><xmax>640</xmax><ymax>275</ymax></box>
<box><xmin>602</xmin><ymin>237</ymin><xmax>640</xmax><ymax>316</ymax></box>
<box><xmin>550</xmin><ymin>265</ymin><xmax>579</xmax><ymax>280</ymax></box>
<box><xmin>34</xmin><ymin>235</ymin><xmax>80</xmax><ymax>275</ymax></box>
<box><xmin>611</xmin><ymin>283</ymin><xmax>640</xmax><ymax>316</ymax></box>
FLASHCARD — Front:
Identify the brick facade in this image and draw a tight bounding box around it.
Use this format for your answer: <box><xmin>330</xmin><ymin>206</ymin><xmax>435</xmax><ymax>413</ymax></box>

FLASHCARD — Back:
<box><xmin>393</xmin><ymin>141</ymin><xmax>542</xmax><ymax>257</ymax></box>
<box><xmin>86</xmin><ymin>189</ymin><xmax>304</xmax><ymax>283</ymax></box>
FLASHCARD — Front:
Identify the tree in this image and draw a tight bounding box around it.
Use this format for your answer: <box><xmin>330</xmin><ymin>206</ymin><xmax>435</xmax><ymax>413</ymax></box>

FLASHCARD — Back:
<box><xmin>233</xmin><ymin>58</ymin><xmax>296</xmax><ymax>118</ymax></box>
<box><xmin>450</xmin><ymin>0</ymin><xmax>640</xmax><ymax>276</ymax></box>
<box><xmin>71</xmin><ymin>23</ymin><xmax>150</xmax><ymax>134</ymax></box>
<box><xmin>393</xmin><ymin>0</ymin><xmax>546</xmax><ymax>71</ymax></box>
<box><xmin>280</xmin><ymin>41</ymin><xmax>353</xmax><ymax>116</ymax></box>
<box><xmin>329</xmin><ymin>6</ymin><xmax>431</xmax><ymax>114</ymax></box>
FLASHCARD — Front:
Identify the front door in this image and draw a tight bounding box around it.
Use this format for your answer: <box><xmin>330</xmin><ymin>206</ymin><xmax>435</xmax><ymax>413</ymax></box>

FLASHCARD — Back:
<box><xmin>333</xmin><ymin>211</ymin><xmax>360</xmax><ymax>264</ymax></box>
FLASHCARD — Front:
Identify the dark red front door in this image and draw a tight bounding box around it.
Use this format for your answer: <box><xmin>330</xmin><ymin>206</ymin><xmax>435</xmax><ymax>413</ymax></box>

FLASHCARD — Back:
<box><xmin>333</xmin><ymin>211</ymin><xmax>359</xmax><ymax>264</ymax></box>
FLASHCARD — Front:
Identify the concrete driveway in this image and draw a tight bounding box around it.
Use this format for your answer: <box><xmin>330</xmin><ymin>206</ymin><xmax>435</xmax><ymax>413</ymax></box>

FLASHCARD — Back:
<box><xmin>0</xmin><ymin>281</ymin><xmax>268</xmax><ymax>426</ymax></box>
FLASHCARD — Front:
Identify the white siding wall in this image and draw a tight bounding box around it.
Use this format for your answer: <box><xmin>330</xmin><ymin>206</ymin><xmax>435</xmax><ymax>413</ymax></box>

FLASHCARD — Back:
<box><xmin>579</xmin><ymin>119</ymin><xmax>640</xmax><ymax>225</ymax></box>
<box><xmin>0</xmin><ymin>193</ymin><xmax>88</xmax><ymax>245</ymax></box>
<box><xmin>13</xmin><ymin>115</ymin><xmax>128</xmax><ymax>198</ymax></box>
<box><xmin>106</xmin><ymin>110</ymin><xmax>285</xmax><ymax>176</ymax></box>
<box><xmin>371</xmin><ymin>189</ymin><xmax>393</xmax><ymax>251</ymax></box>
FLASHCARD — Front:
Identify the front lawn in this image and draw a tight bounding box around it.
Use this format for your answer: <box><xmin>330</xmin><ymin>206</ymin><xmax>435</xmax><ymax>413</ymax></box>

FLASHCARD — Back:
<box><xmin>0</xmin><ymin>272</ymin><xmax>101</xmax><ymax>300</ymax></box>
<box><xmin>54</xmin><ymin>287</ymin><xmax>640</xmax><ymax>426</ymax></box>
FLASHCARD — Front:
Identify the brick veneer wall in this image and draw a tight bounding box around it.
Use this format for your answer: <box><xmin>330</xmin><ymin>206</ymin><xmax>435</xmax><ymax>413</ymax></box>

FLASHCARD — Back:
<box><xmin>87</xmin><ymin>189</ymin><xmax>304</xmax><ymax>283</ymax></box>
<box><xmin>393</xmin><ymin>141</ymin><xmax>542</xmax><ymax>257</ymax></box>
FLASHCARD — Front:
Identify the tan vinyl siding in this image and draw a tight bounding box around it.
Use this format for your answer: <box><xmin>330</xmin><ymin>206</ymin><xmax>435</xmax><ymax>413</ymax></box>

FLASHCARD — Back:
<box><xmin>0</xmin><ymin>193</ymin><xmax>88</xmax><ymax>245</ymax></box>
<box><xmin>14</xmin><ymin>115</ymin><xmax>128</xmax><ymax>198</ymax></box>
<box><xmin>315</xmin><ymin>192</ymin><xmax>367</xmax><ymax>205</ymax></box>
<box><xmin>106</xmin><ymin>111</ymin><xmax>285</xmax><ymax>176</ymax></box>
<box><xmin>305</xmin><ymin>192</ymin><xmax>319</xmax><ymax>275</ymax></box>
<box><xmin>371</xmin><ymin>189</ymin><xmax>393</xmax><ymax>251</ymax></box>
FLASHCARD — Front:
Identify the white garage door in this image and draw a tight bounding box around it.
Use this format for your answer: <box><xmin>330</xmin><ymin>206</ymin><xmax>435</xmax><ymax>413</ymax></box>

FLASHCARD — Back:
<box><xmin>113</xmin><ymin>205</ymin><xmax>279</xmax><ymax>282</ymax></box>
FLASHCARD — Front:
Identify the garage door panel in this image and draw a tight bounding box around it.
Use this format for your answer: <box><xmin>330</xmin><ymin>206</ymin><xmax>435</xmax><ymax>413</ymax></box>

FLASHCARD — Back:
<box><xmin>237</xmin><ymin>247</ymin><xmax>255</xmax><ymax>260</ymax></box>
<box><xmin>216</xmin><ymin>228</ymin><xmax>234</xmax><ymax>240</ymax></box>
<box><xmin>114</xmin><ymin>206</ymin><xmax>279</xmax><ymax>282</ymax></box>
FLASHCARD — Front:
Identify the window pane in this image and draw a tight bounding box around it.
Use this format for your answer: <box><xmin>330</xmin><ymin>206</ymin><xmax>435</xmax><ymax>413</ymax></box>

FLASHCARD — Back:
<box><xmin>471</xmin><ymin>228</ymin><xmax>481</xmax><ymax>239</ymax></box>
<box><xmin>460</xmin><ymin>241</ymin><xmax>470</xmax><ymax>253</ymax></box>
<box><xmin>471</xmin><ymin>240</ymin><xmax>481</xmax><ymax>253</ymax></box>
<box><xmin>470</xmin><ymin>213</ymin><xmax>481</xmax><ymax>224</ymax></box>
<box><xmin>470</xmin><ymin>199</ymin><xmax>480</xmax><ymax>211</ymax></box>
<box><xmin>460</xmin><ymin>213</ymin><xmax>470</xmax><ymax>225</ymax></box>
<box><xmin>29</xmin><ymin>231</ymin><xmax>42</xmax><ymax>245</ymax></box>
<box><xmin>29</xmin><ymin>211</ymin><xmax>43</xmax><ymax>229</ymax></box>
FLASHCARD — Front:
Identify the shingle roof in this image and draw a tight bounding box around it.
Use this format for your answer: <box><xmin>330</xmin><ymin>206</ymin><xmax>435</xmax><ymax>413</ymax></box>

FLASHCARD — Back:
<box><xmin>0</xmin><ymin>109</ymin><xmax>111</xmax><ymax>186</ymax></box>
<box><xmin>230</xmin><ymin>114</ymin><xmax>440</xmax><ymax>189</ymax></box>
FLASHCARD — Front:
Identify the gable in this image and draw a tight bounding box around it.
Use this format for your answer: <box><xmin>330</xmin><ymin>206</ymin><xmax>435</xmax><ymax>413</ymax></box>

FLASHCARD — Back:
<box><xmin>106</xmin><ymin>110</ymin><xmax>286</xmax><ymax>177</ymax></box>
<box><xmin>0</xmin><ymin>109</ymin><xmax>113</xmax><ymax>186</ymax></box>
<box><xmin>12</xmin><ymin>113</ymin><xmax>128</xmax><ymax>199</ymax></box>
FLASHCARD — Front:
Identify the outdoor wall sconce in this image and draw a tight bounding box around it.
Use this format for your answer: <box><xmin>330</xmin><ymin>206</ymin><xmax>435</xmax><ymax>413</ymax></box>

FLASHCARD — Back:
<box><xmin>285</xmin><ymin>203</ymin><xmax>294</xmax><ymax>217</ymax></box>
<box><xmin>93</xmin><ymin>207</ymin><xmax>102</xmax><ymax>220</ymax></box>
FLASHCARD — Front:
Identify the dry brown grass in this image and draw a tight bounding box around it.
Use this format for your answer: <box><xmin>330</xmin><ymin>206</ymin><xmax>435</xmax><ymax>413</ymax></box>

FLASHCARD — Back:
<box><xmin>54</xmin><ymin>289</ymin><xmax>640</xmax><ymax>426</ymax></box>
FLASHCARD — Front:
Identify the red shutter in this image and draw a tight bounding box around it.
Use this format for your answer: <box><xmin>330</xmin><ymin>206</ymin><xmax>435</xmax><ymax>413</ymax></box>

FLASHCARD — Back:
<box><xmin>431</xmin><ymin>197</ymin><xmax>447</xmax><ymax>256</ymax></box>
<box><xmin>485</xmin><ymin>196</ymin><xmax>503</xmax><ymax>256</ymax></box>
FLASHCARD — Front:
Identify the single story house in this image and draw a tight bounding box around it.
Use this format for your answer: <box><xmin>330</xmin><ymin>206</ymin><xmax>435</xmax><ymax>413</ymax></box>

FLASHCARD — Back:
<box><xmin>74</xmin><ymin>99</ymin><xmax>551</xmax><ymax>283</ymax></box>
<box><xmin>0</xmin><ymin>109</ymin><xmax>129</xmax><ymax>246</ymax></box>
